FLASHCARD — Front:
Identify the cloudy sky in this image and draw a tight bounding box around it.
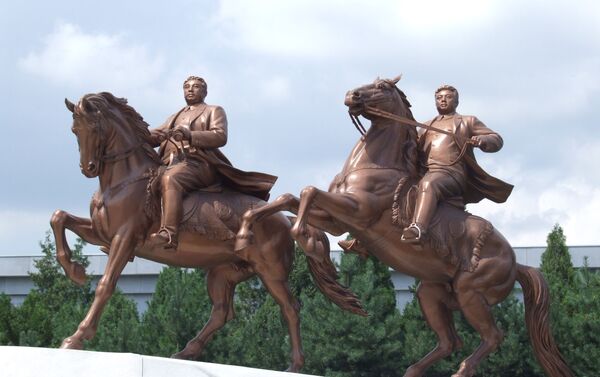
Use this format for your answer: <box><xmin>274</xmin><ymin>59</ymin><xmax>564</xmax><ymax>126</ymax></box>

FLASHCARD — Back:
<box><xmin>0</xmin><ymin>0</ymin><xmax>599</xmax><ymax>255</ymax></box>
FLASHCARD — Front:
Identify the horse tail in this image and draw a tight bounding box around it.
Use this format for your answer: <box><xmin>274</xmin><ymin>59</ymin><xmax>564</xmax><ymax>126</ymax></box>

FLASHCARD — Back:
<box><xmin>516</xmin><ymin>263</ymin><xmax>573</xmax><ymax>377</ymax></box>
<box><xmin>302</xmin><ymin>223</ymin><xmax>368</xmax><ymax>316</ymax></box>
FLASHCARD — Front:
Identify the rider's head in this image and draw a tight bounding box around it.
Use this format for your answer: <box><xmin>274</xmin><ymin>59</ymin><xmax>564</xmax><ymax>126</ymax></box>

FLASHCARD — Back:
<box><xmin>183</xmin><ymin>76</ymin><xmax>207</xmax><ymax>105</ymax></box>
<box><xmin>435</xmin><ymin>85</ymin><xmax>459</xmax><ymax>115</ymax></box>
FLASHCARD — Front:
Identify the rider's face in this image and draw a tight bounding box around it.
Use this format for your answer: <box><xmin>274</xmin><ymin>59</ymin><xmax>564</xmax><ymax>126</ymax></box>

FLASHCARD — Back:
<box><xmin>435</xmin><ymin>89</ymin><xmax>458</xmax><ymax>115</ymax></box>
<box><xmin>183</xmin><ymin>79</ymin><xmax>206</xmax><ymax>105</ymax></box>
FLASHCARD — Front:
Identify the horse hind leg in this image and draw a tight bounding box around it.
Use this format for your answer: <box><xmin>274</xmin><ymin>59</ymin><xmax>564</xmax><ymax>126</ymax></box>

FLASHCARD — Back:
<box><xmin>258</xmin><ymin>275</ymin><xmax>304</xmax><ymax>372</ymax></box>
<box><xmin>404</xmin><ymin>281</ymin><xmax>462</xmax><ymax>377</ymax></box>
<box><xmin>452</xmin><ymin>288</ymin><xmax>504</xmax><ymax>377</ymax></box>
<box><xmin>172</xmin><ymin>263</ymin><xmax>253</xmax><ymax>360</ymax></box>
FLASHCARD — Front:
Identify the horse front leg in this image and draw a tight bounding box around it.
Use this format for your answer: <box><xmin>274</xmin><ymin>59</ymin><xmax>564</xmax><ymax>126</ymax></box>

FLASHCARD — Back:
<box><xmin>50</xmin><ymin>210</ymin><xmax>108</xmax><ymax>286</ymax></box>
<box><xmin>236</xmin><ymin>193</ymin><xmax>344</xmax><ymax>251</ymax></box>
<box><xmin>60</xmin><ymin>228</ymin><xmax>135</xmax><ymax>349</ymax></box>
<box><xmin>291</xmin><ymin>186</ymin><xmax>360</xmax><ymax>240</ymax></box>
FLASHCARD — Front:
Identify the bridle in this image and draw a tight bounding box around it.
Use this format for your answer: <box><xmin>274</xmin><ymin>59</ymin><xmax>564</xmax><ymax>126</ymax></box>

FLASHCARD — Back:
<box><xmin>81</xmin><ymin>111</ymin><xmax>153</xmax><ymax>204</ymax></box>
<box><xmin>348</xmin><ymin>95</ymin><xmax>475</xmax><ymax>167</ymax></box>
<box><xmin>87</xmin><ymin>112</ymin><xmax>144</xmax><ymax>165</ymax></box>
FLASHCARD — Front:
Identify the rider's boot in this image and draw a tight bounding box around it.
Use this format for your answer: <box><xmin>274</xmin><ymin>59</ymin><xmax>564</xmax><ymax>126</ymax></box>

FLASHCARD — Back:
<box><xmin>149</xmin><ymin>189</ymin><xmax>182</xmax><ymax>249</ymax></box>
<box><xmin>401</xmin><ymin>189</ymin><xmax>437</xmax><ymax>243</ymax></box>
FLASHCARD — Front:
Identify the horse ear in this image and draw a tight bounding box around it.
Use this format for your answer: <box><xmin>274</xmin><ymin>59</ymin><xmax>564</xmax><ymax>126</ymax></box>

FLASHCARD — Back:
<box><xmin>392</xmin><ymin>75</ymin><xmax>402</xmax><ymax>84</ymax></box>
<box><xmin>65</xmin><ymin>98</ymin><xmax>75</xmax><ymax>113</ymax></box>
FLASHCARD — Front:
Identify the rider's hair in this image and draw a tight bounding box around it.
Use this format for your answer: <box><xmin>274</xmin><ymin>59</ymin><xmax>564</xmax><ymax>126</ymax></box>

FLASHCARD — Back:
<box><xmin>183</xmin><ymin>76</ymin><xmax>208</xmax><ymax>96</ymax></box>
<box><xmin>435</xmin><ymin>85</ymin><xmax>459</xmax><ymax>101</ymax></box>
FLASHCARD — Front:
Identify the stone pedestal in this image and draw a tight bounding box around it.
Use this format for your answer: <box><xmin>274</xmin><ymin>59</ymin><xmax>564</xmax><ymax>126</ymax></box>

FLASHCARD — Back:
<box><xmin>0</xmin><ymin>346</ymin><xmax>321</xmax><ymax>377</ymax></box>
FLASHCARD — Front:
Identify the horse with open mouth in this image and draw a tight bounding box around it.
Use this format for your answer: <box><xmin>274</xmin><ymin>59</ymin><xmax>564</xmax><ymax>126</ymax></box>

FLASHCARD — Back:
<box><xmin>236</xmin><ymin>76</ymin><xmax>572</xmax><ymax>377</ymax></box>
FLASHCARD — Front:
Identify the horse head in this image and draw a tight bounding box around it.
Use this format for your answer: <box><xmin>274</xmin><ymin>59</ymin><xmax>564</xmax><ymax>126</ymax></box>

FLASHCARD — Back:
<box><xmin>343</xmin><ymin>76</ymin><xmax>419</xmax><ymax>177</ymax></box>
<box><xmin>344</xmin><ymin>76</ymin><xmax>415</xmax><ymax>121</ymax></box>
<box><xmin>65</xmin><ymin>94</ymin><xmax>108</xmax><ymax>177</ymax></box>
<box><xmin>65</xmin><ymin>93</ymin><xmax>157</xmax><ymax>178</ymax></box>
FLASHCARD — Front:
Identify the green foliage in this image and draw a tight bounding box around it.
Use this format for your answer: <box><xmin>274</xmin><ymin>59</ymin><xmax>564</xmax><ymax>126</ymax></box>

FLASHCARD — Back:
<box><xmin>546</xmin><ymin>264</ymin><xmax>600</xmax><ymax>374</ymax></box>
<box><xmin>537</xmin><ymin>224</ymin><xmax>600</xmax><ymax>377</ymax></box>
<box><xmin>13</xmin><ymin>233</ymin><xmax>93</xmax><ymax>347</ymax></box>
<box><xmin>301</xmin><ymin>253</ymin><xmax>405</xmax><ymax>377</ymax></box>
<box><xmin>139</xmin><ymin>267</ymin><xmax>211</xmax><ymax>356</ymax></box>
<box><xmin>4</xmin><ymin>226</ymin><xmax>599</xmax><ymax>376</ymax></box>
<box><xmin>540</xmin><ymin>224</ymin><xmax>574</xmax><ymax>298</ymax></box>
<box><xmin>399</xmin><ymin>286</ymin><xmax>539</xmax><ymax>377</ymax></box>
<box><xmin>0</xmin><ymin>294</ymin><xmax>17</xmax><ymax>345</ymax></box>
<box><xmin>1</xmin><ymin>232</ymin><xmax>141</xmax><ymax>352</ymax></box>
<box><xmin>88</xmin><ymin>289</ymin><xmax>141</xmax><ymax>352</ymax></box>
<box><xmin>206</xmin><ymin>245</ymin><xmax>310</xmax><ymax>369</ymax></box>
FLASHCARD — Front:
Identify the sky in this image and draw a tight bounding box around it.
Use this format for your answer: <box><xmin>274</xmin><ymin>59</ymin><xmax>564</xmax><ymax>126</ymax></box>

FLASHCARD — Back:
<box><xmin>0</xmin><ymin>0</ymin><xmax>599</xmax><ymax>255</ymax></box>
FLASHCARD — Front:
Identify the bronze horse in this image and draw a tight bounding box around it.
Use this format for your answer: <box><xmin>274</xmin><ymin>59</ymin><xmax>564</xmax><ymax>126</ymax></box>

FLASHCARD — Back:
<box><xmin>51</xmin><ymin>92</ymin><xmax>364</xmax><ymax>372</ymax></box>
<box><xmin>237</xmin><ymin>77</ymin><xmax>573</xmax><ymax>377</ymax></box>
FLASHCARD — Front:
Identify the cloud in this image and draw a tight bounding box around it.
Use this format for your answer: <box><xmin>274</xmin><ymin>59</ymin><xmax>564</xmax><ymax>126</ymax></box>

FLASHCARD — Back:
<box><xmin>19</xmin><ymin>22</ymin><xmax>165</xmax><ymax>93</ymax></box>
<box><xmin>0</xmin><ymin>209</ymin><xmax>100</xmax><ymax>256</ymax></box>
<box><xmin>0</xmin><ymin>210</ymin><xmax>56</xmax><ymax>255</ymax></box>
<box><xmin>213</xmin><ymin>0</ymin><xmax>353</xmax><ymax>58</ymax></box>
<box><xmin>469</xmin><ymin>137</ymin><xmax>600</xmax><ymax>246</ymax></box>
<box><xmin>259</xmin><ymin>76</ymin><xmax>291</xmax><ymax>102</ymax></box>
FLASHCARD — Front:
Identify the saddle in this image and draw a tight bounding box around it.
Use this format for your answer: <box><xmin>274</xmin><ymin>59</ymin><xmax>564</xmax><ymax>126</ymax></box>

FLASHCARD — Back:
<box><xmin>146</xmin><ymin>167</ymin><xmax>261</xmax><ymax>241</ymax></box>
<box><xmin>392</xmin><ymin>177</ymin><xmax>493</xmax><ymax>272</ymax></box>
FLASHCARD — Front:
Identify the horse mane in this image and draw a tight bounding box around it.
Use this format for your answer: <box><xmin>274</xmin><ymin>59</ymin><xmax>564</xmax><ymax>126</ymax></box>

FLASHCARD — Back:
<box><xmin>390</xmin><ymin>84</ymin><xmax>419</xmax><ymax>177</ymax></box>
<box><xmin>81</xmin><ymin>92</ymin><xmax>161</xmax><ymax>164</ymax></box>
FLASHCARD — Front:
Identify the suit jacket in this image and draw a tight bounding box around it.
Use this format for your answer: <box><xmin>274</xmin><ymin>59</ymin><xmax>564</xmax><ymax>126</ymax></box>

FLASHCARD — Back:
<box><xmin>151</xmin><ymin>103</ymin><xmax>277</xmax><ymax>200</ymax></box>
<box><xmin>420</xmin><ymin>113</ymin><xmax>513</xmax><ymax>204</ymax></box>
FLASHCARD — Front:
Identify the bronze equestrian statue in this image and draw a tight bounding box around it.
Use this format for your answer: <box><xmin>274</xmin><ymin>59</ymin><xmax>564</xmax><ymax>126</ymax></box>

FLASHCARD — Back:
<box><xmin>51</xmin><ymin>79</ymin><xmax>365</xmax><ymax>372</ymax></box>
<box><xmin>237</xmin><ymin>77</ymin><xmax>573</xmax><ymax>377</ymax></box>
<box><xmin>147</xmin><ymin>76</ymin><xmax>276</xmax><ymax>249</ymax></box>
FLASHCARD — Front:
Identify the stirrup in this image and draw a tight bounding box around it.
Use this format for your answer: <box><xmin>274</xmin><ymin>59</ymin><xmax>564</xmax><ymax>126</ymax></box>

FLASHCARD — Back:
<box><xmin>401</xmin><ymin>223</ymin><xmax>423</xmax><ymax>243</ymax></box>
<box><xmin>149</xmin><ymin>228</ymin><xmax>178</xmax><ymax>249</ymax></box>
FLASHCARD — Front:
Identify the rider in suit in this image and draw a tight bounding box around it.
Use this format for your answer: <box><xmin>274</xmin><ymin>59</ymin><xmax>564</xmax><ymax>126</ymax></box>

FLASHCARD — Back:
<box><xmin>402</xmin><ymin>85</ymin><xmax>513</xmax><ymax>242</ymax></box>
<box><xmin>149</xmin><ymin>76</ymin><xmax>276</xmax><ymax>248</ymax></box>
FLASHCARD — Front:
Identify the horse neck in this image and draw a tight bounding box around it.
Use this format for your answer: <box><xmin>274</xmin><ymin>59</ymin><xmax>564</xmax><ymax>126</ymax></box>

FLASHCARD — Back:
<box><xmin>98</xmin><ymin>125</ymin><xmax>158</xmax><ymax>192</ymax></box>
<box><xmin>343</xmin><ymin>117</ymin><xmax>413</xmax><ymax>173</ymax></box>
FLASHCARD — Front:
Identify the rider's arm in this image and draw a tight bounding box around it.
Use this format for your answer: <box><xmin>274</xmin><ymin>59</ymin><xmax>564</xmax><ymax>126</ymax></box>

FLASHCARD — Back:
<box><xmin>149</xmin><ymin>121</ymin><xmax>171</xmax><ymax>147</ymax></box>
<box><xmin>468</xmin><ymin>116</ymin><xmax>503</xmax><ymax>153</ymax></box>
<box><xmin>190</xmin><ymin>106</ymin><xmax>228</xmax><ymax>149</ymax></box>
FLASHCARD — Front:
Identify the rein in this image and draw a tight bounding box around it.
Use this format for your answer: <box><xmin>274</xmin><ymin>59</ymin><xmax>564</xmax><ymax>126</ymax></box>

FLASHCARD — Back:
<box><xmin>355</xmin><ymin>105</ymin><xmax>475</xmax><ymax>167</ymax></box>
<box><xmin>365</xmin><ymin>105</ymin><xmax>455</xmax><ymax>137</ymax></box>
<box><xmin>349</xmin><ymin>113</ymin><xmax>367</xmax><ymax>136</ymax></box>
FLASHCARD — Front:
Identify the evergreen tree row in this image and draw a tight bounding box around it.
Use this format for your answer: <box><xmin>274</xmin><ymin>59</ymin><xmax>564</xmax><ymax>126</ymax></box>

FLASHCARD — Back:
<box><xmin>0</xmin><ymin>225</ymin><xmax>598</xmax><ymax>376</ymax></box>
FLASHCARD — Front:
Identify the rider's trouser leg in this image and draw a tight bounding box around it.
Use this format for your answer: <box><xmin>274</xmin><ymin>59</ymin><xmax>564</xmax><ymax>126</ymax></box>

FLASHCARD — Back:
<box><xmin>160</xmin><ymin>188</ymin><xmax>183</xmax><ymax>244</ymax></box>
<box><xmin>151</xmin><ymin>158</ymin><xmax>219</xmax><ymax>248</ymax></box>
<box><xmin>406</xmin><ymin>171</ymin><xmax>464</xmax><ymax>239</ymax></box>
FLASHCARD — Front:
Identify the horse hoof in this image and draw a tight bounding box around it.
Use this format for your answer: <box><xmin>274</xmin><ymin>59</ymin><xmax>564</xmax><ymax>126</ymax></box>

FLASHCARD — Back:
<box><xmin>290</xmin><ymin>223</ymin><xmax>307</xmax><ymax>239</ymax></box>
<box><xmin>60</xmin><ymin>337</ymin><xmax>83</xmax><ymax>350</ymax></box>
<box><xmin>69</xmin><ymin>263</ymin><xmax>87</xmax><ymax>286</ymax></box>
<box><xmin>284</xmin><ymin>365</ymin><xmax>303</xmax><ymax>373</ymax></box>
<box><xmin>402</xmin><ymin>365</ymin><xmax>423</xmax><ymax>377</ymax></box>
<box><xmin>171</xmin><ymin>350</ymin><xmax>195</xmax><ymax>360</ymax></box>
<box><xmin>451</xmin><ymin>363</ymin><xmax>475</xmax><ymax>377</ymax></box>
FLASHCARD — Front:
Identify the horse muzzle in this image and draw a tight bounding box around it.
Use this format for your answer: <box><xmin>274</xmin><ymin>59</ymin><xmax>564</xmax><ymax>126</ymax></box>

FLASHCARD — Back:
<box><xmin>80</xmin><ymin>161</ymin><xmax>100</xmax><ymax>178</ymax></box>
<box><xmin>345</xmin><ymin>92</ymin><xmax>365</xmax><ymax>115</ymax></box>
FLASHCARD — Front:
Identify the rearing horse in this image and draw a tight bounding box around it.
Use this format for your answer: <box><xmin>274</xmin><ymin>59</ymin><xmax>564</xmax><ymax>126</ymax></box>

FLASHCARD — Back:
<box><xmin>237</xmin><ymin>77</ymin><xmax>573</xmax><ymax>377</ymax></box>
<box><xmin>51</xmin><ymin>92</ymin><xmax>364</xmax><ymax>372</ymax></box>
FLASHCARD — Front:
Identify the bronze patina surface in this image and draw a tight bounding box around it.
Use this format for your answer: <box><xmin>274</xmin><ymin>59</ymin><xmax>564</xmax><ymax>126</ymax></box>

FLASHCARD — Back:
<box><xmin>237</xmin><ymin>77</ymin><xmax>573</xmax><ymax>377</ymax></box>
<box><xmin>51</xmin><ymin>77</ymin><xmax>365</xmax><ymax>372</ymax></box>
